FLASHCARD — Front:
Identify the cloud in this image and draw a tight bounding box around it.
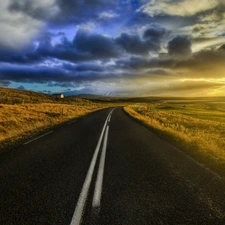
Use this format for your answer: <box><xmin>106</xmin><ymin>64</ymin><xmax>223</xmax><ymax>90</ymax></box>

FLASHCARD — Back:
<box><xmin>8</xmin><ymin>0</ymin><xmax>59</xmax><ymax>21</ymax></box>
<box><xmin>99</xmin><ymin>11</ymin><xmax>119</xmax><ymax>20</ymax></box>
<box><xmin>0</xmin><ymin>80</ymin><xmax>11</xmax><ymax>87</ymax></box>
<box><xmin>219</xmin><ymin>44</ymin><xmax>225</xmax><ymax>51</ymax></box>
<box><xmin>115</xmin><ymin>26</ymin><xmax>168</xmax><ymax>55</ymax></box>
<box><xmin>0</xmin><ymin>66</ymin><xmax>67</xmax><ymax>84</ymax></box>
<box><xmin>115</xmin><ymin>33</ymin><xmax>152</xmax><ymax>55</ymax></box>
<box><xmin>192</xmin><ymin>37</ymin><xmax>225</xmax><ymax>52</ymax></box>
<box><xmin>0</xmin><ymin>0</ymin><xmax>45</xmax><ymax>50</ymax></box>
<box><xmin>0</xmin><ymin>26</ymin><xmax>171</xmax><ymax>65</ymax></box>
<box><xmin>143</xmin><ymin>26</ymin><xmax>169</xmax><ymax>40</ymax></box>
<box><xmin>50</xmin><ymin>0</ymin><xmax>115</xmax><ymax>25</ymax></box>
<box><xmin>35</xmin><ymin>30</ymin><xmax>122</xmax><ymax>62</ymax></box>
<box><xmin>162</xmin><ymin>80</ymin><xmax>224</xmax><ymax>92</ymax></box>
<box><xmin>146</xmin><ymin>69</ymin><xmax>175</xmax><ymax>76</ymax></box>
<box><xmin>0</xmin><ymin>62</ymin><xmax>117</xmax><ymax>86</ymax></box>
<box><xmin>199</xmin><ymin>0</ymin><xmax>225</xmax><ymax>22</ymax></box>
<box><xmin>0</xmin><ymin>0</ymin><xmax>119</xmax><ymax>51</ymax></box>
<box><xmin>160</xmin><ymin>79</ymin><xmax>225</xmax><ymax>96</ymax></box>
<box><xmin>139</xmin><ymin>0</ymin><xmax>219</xmax><ymax>17</ymax></box>
<box><xmin>73</xmin><ymin>30</ymin><xmax>121</xmax><ymax>58</ymax></box>
<box><xmin>0</xmin><ymin>0</ymin><xmax>224</xmax><ymax>97</ymax></box>
<box><xmin>167</xmin><ymin>36</ymin><xmax>192</xmax><ymax>59</ymax></box>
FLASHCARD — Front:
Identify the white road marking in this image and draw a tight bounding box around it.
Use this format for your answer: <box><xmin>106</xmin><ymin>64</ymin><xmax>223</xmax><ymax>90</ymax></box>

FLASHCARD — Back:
<box><xmin>108</xmin><ymin>114</ymin><xmax>111</xmax><ymax>122</ymax></box>
<box><xmin>69</xmin><ymin>109</ymin><xmax>114</xmax><ymax>225</ymax></box>
<box><xmin>170</xmin><ymin>144</ymin><xmax>222</xmax><ymax>179</ymax></box>
<box><xmin>68</xmin><ymin>120</ymin><xmax>77</xmax><ymax>125</ymax></box>
<box><xmin>92</xmin><ymin>125</ymin><xmax>109</xmax><ymax>209</ymax></box>
<box><xmin>24</xmin><ymin>131</ymin><xmax>53</xmax><ymax>145</ymax></box>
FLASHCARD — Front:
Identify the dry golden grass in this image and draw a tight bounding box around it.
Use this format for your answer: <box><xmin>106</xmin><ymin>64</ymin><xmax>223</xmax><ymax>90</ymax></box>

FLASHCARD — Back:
<box><xmin>124</xmin><ymin>101</ymin><xmax>225</xmax><ymax>175</ymax></box>
<box><xmin>0</xmin><ymin>102</ymin><xmax>109</xmax><ymax>149</ymax></box>
<box><xmin>0</xmin><ymin>87</ymin><xmax>113</xmax><ymax>150</ymax></box>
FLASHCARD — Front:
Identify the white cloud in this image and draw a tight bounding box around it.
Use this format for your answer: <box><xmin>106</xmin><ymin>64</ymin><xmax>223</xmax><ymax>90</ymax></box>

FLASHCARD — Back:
<box><xmin>0</xmin><ymin>0</ymin><xmax>58</xmax><ymax>50</ymax></box>
<box><xmin>99</xmin><ymin>11</ymin><xmax>119</xmax><ymax>20</ymax></box>
<box><xmin>192</xmin><ymin>37</ymin><xmax>225</xmax><ymax>52</ymax></box>
<box><xmin>139</xmin><ymin>0</ymin><xmax>218</xmax><ymax>17</ymax></box>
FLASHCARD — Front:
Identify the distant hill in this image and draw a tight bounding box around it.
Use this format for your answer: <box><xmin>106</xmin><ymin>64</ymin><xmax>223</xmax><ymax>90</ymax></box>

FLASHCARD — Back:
<box><xmin>0</xmin><ymin>87</ymin><xmax>92</xmax><ymax>104</ymax></box>
<box><xmin>72</xmin><ymin>94</ymin><xmax>137</xmax><ymax>102</ymax></box>
<box><xmin>0</xmin><ymin>87</ymin><xmax>55</xmax><ymax>104</ymax></box>
<box><xmin>74</xmin><ymin>94</ymin><xmax>113</xmax><ymax>100</ymax></box>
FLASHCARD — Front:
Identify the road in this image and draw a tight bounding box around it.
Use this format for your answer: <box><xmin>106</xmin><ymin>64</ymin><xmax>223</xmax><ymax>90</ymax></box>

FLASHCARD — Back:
<box><xmin>0</xmin><ymin>107</ymin><xmax>225</xmax><ymax>225</ymax></box>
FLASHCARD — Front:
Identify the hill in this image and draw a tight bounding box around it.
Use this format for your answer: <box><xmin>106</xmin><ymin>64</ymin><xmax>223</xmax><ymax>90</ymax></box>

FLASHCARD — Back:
<box><xmin>0</xmin><ymin>87</ymin><xmax>109</xmax><ymax>151</ymax></box>
<box><xmin>0</xmin><ymin>87</ymin><xmax>93</xmax><ymax>105</ymax></box>
<box><xmin>0</xmin><ymin>87</ymin><xmax>55</xmax><ymax>104</ymax></box>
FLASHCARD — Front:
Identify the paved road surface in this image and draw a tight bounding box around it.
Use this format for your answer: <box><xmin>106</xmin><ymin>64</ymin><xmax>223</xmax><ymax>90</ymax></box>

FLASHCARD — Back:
<box><xmin>1</xmin><ymin>107</ymin><xmax>225</xmax><ymax>225</ymax></box>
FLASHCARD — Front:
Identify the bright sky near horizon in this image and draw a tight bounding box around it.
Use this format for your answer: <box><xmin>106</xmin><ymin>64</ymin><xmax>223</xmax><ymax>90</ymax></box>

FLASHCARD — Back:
<box><xmin>0</xmin><ymin>0</ymin><xmax>225</xmax><ymax>96</ymax></box>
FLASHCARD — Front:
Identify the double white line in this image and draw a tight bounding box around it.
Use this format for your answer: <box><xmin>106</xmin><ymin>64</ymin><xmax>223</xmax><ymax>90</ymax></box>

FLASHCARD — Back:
<box><xmin>70</xmin><ymin>108</ymin><xmax>115</xmax><ymax>225</ymax></box>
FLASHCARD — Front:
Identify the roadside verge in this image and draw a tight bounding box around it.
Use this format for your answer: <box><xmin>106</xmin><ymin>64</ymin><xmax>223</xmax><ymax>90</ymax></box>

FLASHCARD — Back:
<box><xmin>123</xmin><ymin>106</ymin><xmax>225</xmax><ymax>178</ymax></box>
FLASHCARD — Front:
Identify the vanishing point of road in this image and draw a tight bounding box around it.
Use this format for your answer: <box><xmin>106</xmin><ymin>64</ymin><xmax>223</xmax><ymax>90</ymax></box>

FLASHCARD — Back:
<box><xmin>1</xmin><ymin>107</ymin><xmax>225</xmax><ymax>224</ymax></box>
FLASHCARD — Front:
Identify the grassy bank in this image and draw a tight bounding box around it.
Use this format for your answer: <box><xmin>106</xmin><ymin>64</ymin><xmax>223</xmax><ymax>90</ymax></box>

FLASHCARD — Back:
<box><xmin>124</xmin><ymin>101</ymin><xmax>225</xmax><ymax>176</ymax></box>
<box><xmin>0</xmin><ymin>87</ymin><xmax>110</xmax><ymax>150</ymax></box>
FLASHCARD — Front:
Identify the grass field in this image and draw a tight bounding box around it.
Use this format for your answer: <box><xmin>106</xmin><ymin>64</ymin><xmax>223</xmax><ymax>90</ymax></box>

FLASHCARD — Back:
<box><xmin>124</xmin><ymin>99</ymin><xmax>225</xmax><ymax>176</ymax></box>
<box><xmin>0</xmin><ymin>87</ymin><xmax>111</xmax><ymax>150</ymax></box>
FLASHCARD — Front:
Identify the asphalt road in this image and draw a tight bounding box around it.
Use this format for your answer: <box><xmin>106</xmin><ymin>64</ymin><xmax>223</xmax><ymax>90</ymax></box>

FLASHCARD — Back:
<box><xmin>1</xmin><ymin>107</ymin><xmax>225</xmax><ymax>225</ymax></box>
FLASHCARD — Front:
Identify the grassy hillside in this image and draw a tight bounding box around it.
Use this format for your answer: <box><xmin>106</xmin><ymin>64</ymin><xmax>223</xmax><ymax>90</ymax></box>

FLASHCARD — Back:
<box><xmin>0</xmin><ymin>87</ymin><xmax>55</xmax><ymax>104</ymax></box>
<box><xmin>0</xmin><ymin>87</ymin><xmax>109</xmax><ymax>150</ymax></box>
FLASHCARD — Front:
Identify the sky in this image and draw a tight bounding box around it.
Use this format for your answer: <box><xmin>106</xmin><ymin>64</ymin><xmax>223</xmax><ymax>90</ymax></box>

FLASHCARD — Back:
<box><xmin>0</xmin><ymin>0</ymin><xmax>225</xmax><ymax>97</ymax></box>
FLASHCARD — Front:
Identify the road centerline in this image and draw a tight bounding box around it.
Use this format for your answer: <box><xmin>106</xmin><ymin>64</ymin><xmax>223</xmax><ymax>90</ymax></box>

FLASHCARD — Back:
<box><xmin>69</xmin><ymin>108</ymin><xmax>114</xmax><ymax>225</ymax></box>
<box><xmin>92</xmin><ymin>125</ymin><xmax>109</xmax><ymax>209</ymax></box>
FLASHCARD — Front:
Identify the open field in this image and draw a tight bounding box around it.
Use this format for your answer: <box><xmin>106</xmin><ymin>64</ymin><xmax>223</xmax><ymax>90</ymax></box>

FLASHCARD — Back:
<box><xmin>0</xmin><ymin>87</ymin><xmax>115</xmax><ymax>150</ymax></box>
<box><xmin>124</xmin><ymin>98</ymin><xmax>225</xmax><ymax>176</ymax></box>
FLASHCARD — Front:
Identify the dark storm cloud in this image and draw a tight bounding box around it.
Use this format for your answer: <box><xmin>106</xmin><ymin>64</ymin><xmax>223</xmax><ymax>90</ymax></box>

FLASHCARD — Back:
<box><xmin>8</xmin><ymin>0</ymin><xmax>115</xmax><ymax>25</ymax></box>
<box><xmin>73</xmin><ymin>30</ymin><xmax>121</xmax><ymax>58</ymax></box>
<box><xmin>116</xmin><ymin>56</ymin><xmax>176</xmax><ymax>71</ymax></box>
<box><xmin>0</xmin><ymin>62</ymin><xmax>116</xmax><ymax>85</ymax></box>
<box><xmin>175</xmin><ymin>47</ymin><xmax>225</xmax><ymax>73</ymax></box>
<box><xmin>36</xmin><ymin>34</ymin><xmax>93</xmax><ymax>63</ymax></box>
<box><xmin>57</xmin><ymin>0</ymin><xmax>116</xmax><ymax>26</ymax></box>
<box><xmin>0</xmin><ymin>26</ymin><xmax>170</xmax><ymax>65</ymax></box>
<box><xmin>62</xmin><ymin>63</ymin><xmax>105</xmax><ymax>73</ymax></box>
<box><xmin>0</xmin><ymin>30</ymin><xmax>122</xmax><ymax>64</ymax></box>
<box><xmin>0</xmin><ymin>80</ymin><xmax>11</xmax><ymax>87</ymax></box>
<box><xmin>37</xmin><ymin>30</ymin><xmax>121</xmax><ymax>62</ymax></box>
<box><xmin>116</xmin><ymin>57</ymin><xmax>150</xmax><ymax>70</ymax></box>
<box><xmin>115</xmin><ymin>33</ymin><xmax>159</xmax><ymax>55</ymax></box>
<box><xmin>8</xmin><ymin>0</ymin><xmax>57</xmax><ymax>21</ymax></box>
<box><xmin>74</xmin><ymin>64</ymin><xmax>105</xmax><ymax>72</ymax></box>
<box><xmin>167</xmin><ymin>36</ymin><xmax>192</xmax><ymax>58</ymax></box>
<box><xmin>0</xmin><ymin>66</ymin><xmax>67</xmax><ymax>83</ymax></box>
<box><xmin>115</xmin><ymin>43</ymin><xmax>225</xmax><ymax>79</ymax></box>
<box><xmin>0</xmin><ymin>49</ymin><xmax>42</xmax><ymax>64</ymax></box>
<box><xmin>143</xmin><ymin>26</ymin><xmax>169</xmax><ymax>40</ymax></box>
<box><xmin>115</xmin><ymin>26</ymin><xmax>169</xmax><ymax>55</ymax></box>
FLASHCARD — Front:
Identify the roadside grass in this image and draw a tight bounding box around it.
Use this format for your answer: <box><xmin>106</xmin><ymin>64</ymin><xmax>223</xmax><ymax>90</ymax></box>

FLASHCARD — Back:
<box><xmin>124</xmin><ymin>102</ymin><xmax>225</xmax><ymax>176</ymax></box>
<box><xmin>0</xmin><ymin>87</ymin><xmax>114</xmax><ymax>150</ymax></box>
<box><xmin>0</xmin><ymin>102</ymin><xmax>110</xmax><ymax>150</ymax></box>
